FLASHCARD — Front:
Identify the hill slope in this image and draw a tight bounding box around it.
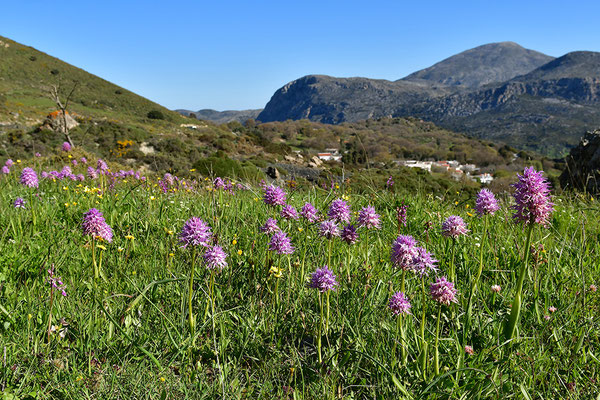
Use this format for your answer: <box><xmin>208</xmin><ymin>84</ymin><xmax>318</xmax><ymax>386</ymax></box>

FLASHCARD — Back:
<box><xmin>0</xmin><ymin>36</ymin><xmax>558</xmax><ymax>186</ymax></box>
<box><xmin>411</xmin><ymin>51</ymin><xmax>600</xmax><ymax>155</ymax></box>
<box><xmin>256</xmin><ymin>75</ymin><xmax>452</xmax><ymax>124</ymax></box>
<box><xmin>0</xmin><ymin>35</ymin><xmax>184</xmax><ymax>127</ymax></box>
<box><xmin>402</xmin><ymin>41</ymin><xmax>553</xmax><ymax>87</ymax></box>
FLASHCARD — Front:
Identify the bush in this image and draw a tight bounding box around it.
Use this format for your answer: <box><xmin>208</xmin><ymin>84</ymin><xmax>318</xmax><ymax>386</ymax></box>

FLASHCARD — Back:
<box><xmin>215</xmin><ymin>138</ymin><xmax>233</xmax><ymax>152</ymax></box>
<box><xmin>193</xmin><ymin>156</ymin><xmax>263</xmax><ymax>181</ymax></box>
<box><xmin>147</xmin><ymin>110</ymin><xmax>165</xmax><ymax>120</ymax></box>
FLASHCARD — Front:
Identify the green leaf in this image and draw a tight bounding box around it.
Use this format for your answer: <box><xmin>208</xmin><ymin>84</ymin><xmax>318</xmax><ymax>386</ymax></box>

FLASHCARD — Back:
<box><xmin>519</xmin><ymin>384</ymin><xmax>532</xmax><ymax>400</ymax></box>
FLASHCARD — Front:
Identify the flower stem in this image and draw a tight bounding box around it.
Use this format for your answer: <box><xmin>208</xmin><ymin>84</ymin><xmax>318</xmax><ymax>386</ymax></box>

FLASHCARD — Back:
<box><xmin>400</xmin><ymin>314</ymin><xmax>407</xmax><ymax>365</ymax></box>
<box><xmin>504</xmin><ymin>223</ymin><xmax>535</xmax><ymax>341</ymax></box>
<box><xmin>318</xmin><ymin>292</ymin><xmax>323</xmax><ymax>363</ymax></box>
<box><xmin>465</xmin><ymin>215</ymin><xmax>488</xmax><ymax>342</ymax></box>
<box><xmin>326</xmin><ymin>290</ymin><xmax>330</xmax><ymax>335</ymax></box>
<box><xmin>365</xmin><ymin>229</ymin><xmax>369</xmax><ymax>270</ymax></box>
<box><xmin>46</xmin><ymin>286</ymin><xmax>54</xmax><ymax>344</ymax></box>
<box><xmin>434</xmin><ymin>306</ymin><xmax>442</xmax><ymax>376</ymax></box>
<box><xmin>328</xmin><ymin>239</ymin><xmax>332</xmax><ymax>268</ymax></box>
<box><xmin>449</xmin><ymin>240</ymin><xmax>456</xmax><ymax>283</ymax></box>
<box><xmin>188</xmin><ymin>248</ymin><xmax>197</xmax><ymax>335</ymax></box>
<box><xmin>419</xmin><ymin>276</ymin><xmax>428</xmax><ymax>379</ymax></box>
<box><xmin>301</xmin><ymin>223</ymin><xmax>308</xmax><ymax>283</ymax></box>
<box><xmin>92</xmin><ymin>238</ymin><xmax>98</xmax><ymax>280</ymax></box>
<box><xmin>29</xmin><ymin>190</ymin><xmax>36</xmax><ymax>231</ymax></box>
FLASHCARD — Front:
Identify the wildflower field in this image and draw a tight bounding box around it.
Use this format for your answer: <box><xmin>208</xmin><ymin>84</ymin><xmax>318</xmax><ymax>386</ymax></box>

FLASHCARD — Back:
<box><xmin>0</xmin><ymin>153</ymin><xmax>599</xmax><ymax>399</ymax></box>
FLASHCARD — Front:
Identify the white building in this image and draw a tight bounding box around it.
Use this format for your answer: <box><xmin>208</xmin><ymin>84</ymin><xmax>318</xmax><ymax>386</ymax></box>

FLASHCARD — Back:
<box><xmin>474</xmin><ymin>173</ymin><xmax>494</xmax><ymax>184</ymax></box>
<box><xmin>400</xmin><ymin>160</ymin><xmax>432</xmax><ymax>172</ymax></box>
<box><xmin>318</xmin><ymin>153</ymin><xmax>342</xmax><ymax>162</ymax></box>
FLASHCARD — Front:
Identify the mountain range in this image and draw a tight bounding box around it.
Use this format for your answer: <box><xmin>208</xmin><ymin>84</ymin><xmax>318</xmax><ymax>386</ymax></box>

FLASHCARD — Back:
<box><xmin>176</xmin><ymin>108</ymin><xmax>262</xmax><ymax>124</ymax></box>
<box><xmin>0</xmin><ymin>35</ymin><xmax>561</xmax><ymax>185</ymax></box>
<box><xmin>243</xmin><ymin>42</ymin><xmax>600</xmax><ymax>156</ymax></box>
<box><xmin>2</xmin><ymin>33</ymin><xmax>596</xmax><ymax>160</ymax></box>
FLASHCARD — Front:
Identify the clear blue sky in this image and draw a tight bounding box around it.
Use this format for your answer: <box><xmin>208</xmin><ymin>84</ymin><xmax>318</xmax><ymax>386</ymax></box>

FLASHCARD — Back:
<box><xmin>2</xmin><ymin>0</ymin><xmax>599</xmax><ymax>111</ymax></box>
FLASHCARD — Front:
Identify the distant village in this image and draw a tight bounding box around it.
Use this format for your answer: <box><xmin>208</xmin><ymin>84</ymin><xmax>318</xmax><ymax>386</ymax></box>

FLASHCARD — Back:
<box><xmin>317</xmin><ymin>149</ymin><xmax>494</xmax><ymax>184</ymax></box>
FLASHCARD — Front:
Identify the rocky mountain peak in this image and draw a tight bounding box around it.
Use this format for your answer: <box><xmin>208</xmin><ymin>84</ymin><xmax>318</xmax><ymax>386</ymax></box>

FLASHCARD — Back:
<box><xmin>402</xmin><ymin>41</ymin><xmax>554</xmax><ymax>88</ymax></box>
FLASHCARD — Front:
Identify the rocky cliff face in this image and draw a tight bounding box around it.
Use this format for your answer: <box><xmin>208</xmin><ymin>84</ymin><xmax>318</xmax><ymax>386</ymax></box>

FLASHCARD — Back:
<box><xmin>560</xmin><ymin>128</ymin><xmax>600</xmax><ymax>194</ymax></box>
<box><xmin>257</xmin><ymin>46</ymin><xmax>600</xmax><ymax>156</ymax></box>
<box><xmin>257</xmin><ymin>75</ymin><xmax>452</xmax><ymax>124</ymax></box>
<box><xmin>411</xmin><ymin>77</ymin><xmax>600</xmax><ymax>119</ymax></box>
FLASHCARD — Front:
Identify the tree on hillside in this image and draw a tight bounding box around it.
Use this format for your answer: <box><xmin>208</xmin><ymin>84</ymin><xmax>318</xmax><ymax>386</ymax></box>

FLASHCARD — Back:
<box><xmin>46</xmin><ymin>79</ymin><xmax>79</xmax><ymax>147</ymax></box>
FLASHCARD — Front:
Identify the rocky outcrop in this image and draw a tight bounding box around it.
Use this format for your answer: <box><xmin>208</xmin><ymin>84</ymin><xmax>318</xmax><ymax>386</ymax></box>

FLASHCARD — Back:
<box><xmin>257</xmin><ymin>75</ymin><xmax>452</xmax><ymax>124</ymax></box>
<box><xmin>560</xmin><ymin>128</ymin><xmax>600</xmax><ymax>194</ymax></box>
<box><xmin>40</xmin><ymin>110</ymin><xmax>78</xmax><ymax>132</ymax></box>
<box><xmin>257</xmin><ymin>47</ymin><xmax>600</xmax><ymax>156</ymax></box>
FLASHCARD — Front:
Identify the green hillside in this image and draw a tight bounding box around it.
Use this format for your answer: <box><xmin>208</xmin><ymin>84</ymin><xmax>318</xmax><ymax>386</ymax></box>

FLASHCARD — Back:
<box><xmin>0</xmin><ymin>36</ymin><xmax>561</xmax><ymax>192</ymax></box>
<box><xmin>0</xmin><ymin>35</ymin><xmax>184</xmax><ymax>125</ymax></box>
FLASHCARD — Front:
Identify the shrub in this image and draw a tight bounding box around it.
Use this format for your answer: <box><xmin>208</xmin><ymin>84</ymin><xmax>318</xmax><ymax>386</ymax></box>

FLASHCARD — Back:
<box><xmin>193</xmin><ymin>156</ymin><xmax>263</xmax><ymax>181</ymax></box>
<box><xmin>147</xmin><ymin>110</ymin><xmax>165</xmax><ymax>120</ymax></box>
<box><xmin>215</xmin><ymin>138</ymin><xmax>233</xmax><ymax>152</ymax></box>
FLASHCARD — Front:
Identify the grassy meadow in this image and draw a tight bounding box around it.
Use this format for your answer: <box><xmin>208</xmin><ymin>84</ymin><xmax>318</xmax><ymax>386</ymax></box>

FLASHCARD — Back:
<box><xmin>0</xmin><ymin>155</ymin><xmax>599</xmax><ymax>399</ymax></box>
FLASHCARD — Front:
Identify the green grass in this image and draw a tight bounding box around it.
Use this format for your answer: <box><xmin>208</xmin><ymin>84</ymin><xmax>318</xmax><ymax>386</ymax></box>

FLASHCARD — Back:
<box><xmin>0</xmin><ymin>35</ymin><xmax>185</xmax><ymax>126</ymax></box>
<box><xmin>0</xmin><ymin>157</ymin><xmax>598</xmax><ymax>398</ymax></box>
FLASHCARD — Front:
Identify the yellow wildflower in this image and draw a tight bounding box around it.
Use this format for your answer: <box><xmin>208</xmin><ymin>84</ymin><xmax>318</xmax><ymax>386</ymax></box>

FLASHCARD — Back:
<box><xmin>269</xmin><ymin>266</ymin><xmax>283</xmax><ymax>278</ymax></box>
<box><xmin>237</xmin><ymin>250</ymin><xmax>242</xmax><ymax>255</ymax></box>
<box><xmin>232</xmin><ymin>239</ymin><xmax>237</xmax><ymax>245</ymax></box>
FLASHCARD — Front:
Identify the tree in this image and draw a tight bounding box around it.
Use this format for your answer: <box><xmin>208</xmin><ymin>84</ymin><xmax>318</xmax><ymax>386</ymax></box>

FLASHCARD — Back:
<box><xmin>47</xmin><ymin>80</ymin><xmax>79</xmax><ymax>147</ymax></box>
